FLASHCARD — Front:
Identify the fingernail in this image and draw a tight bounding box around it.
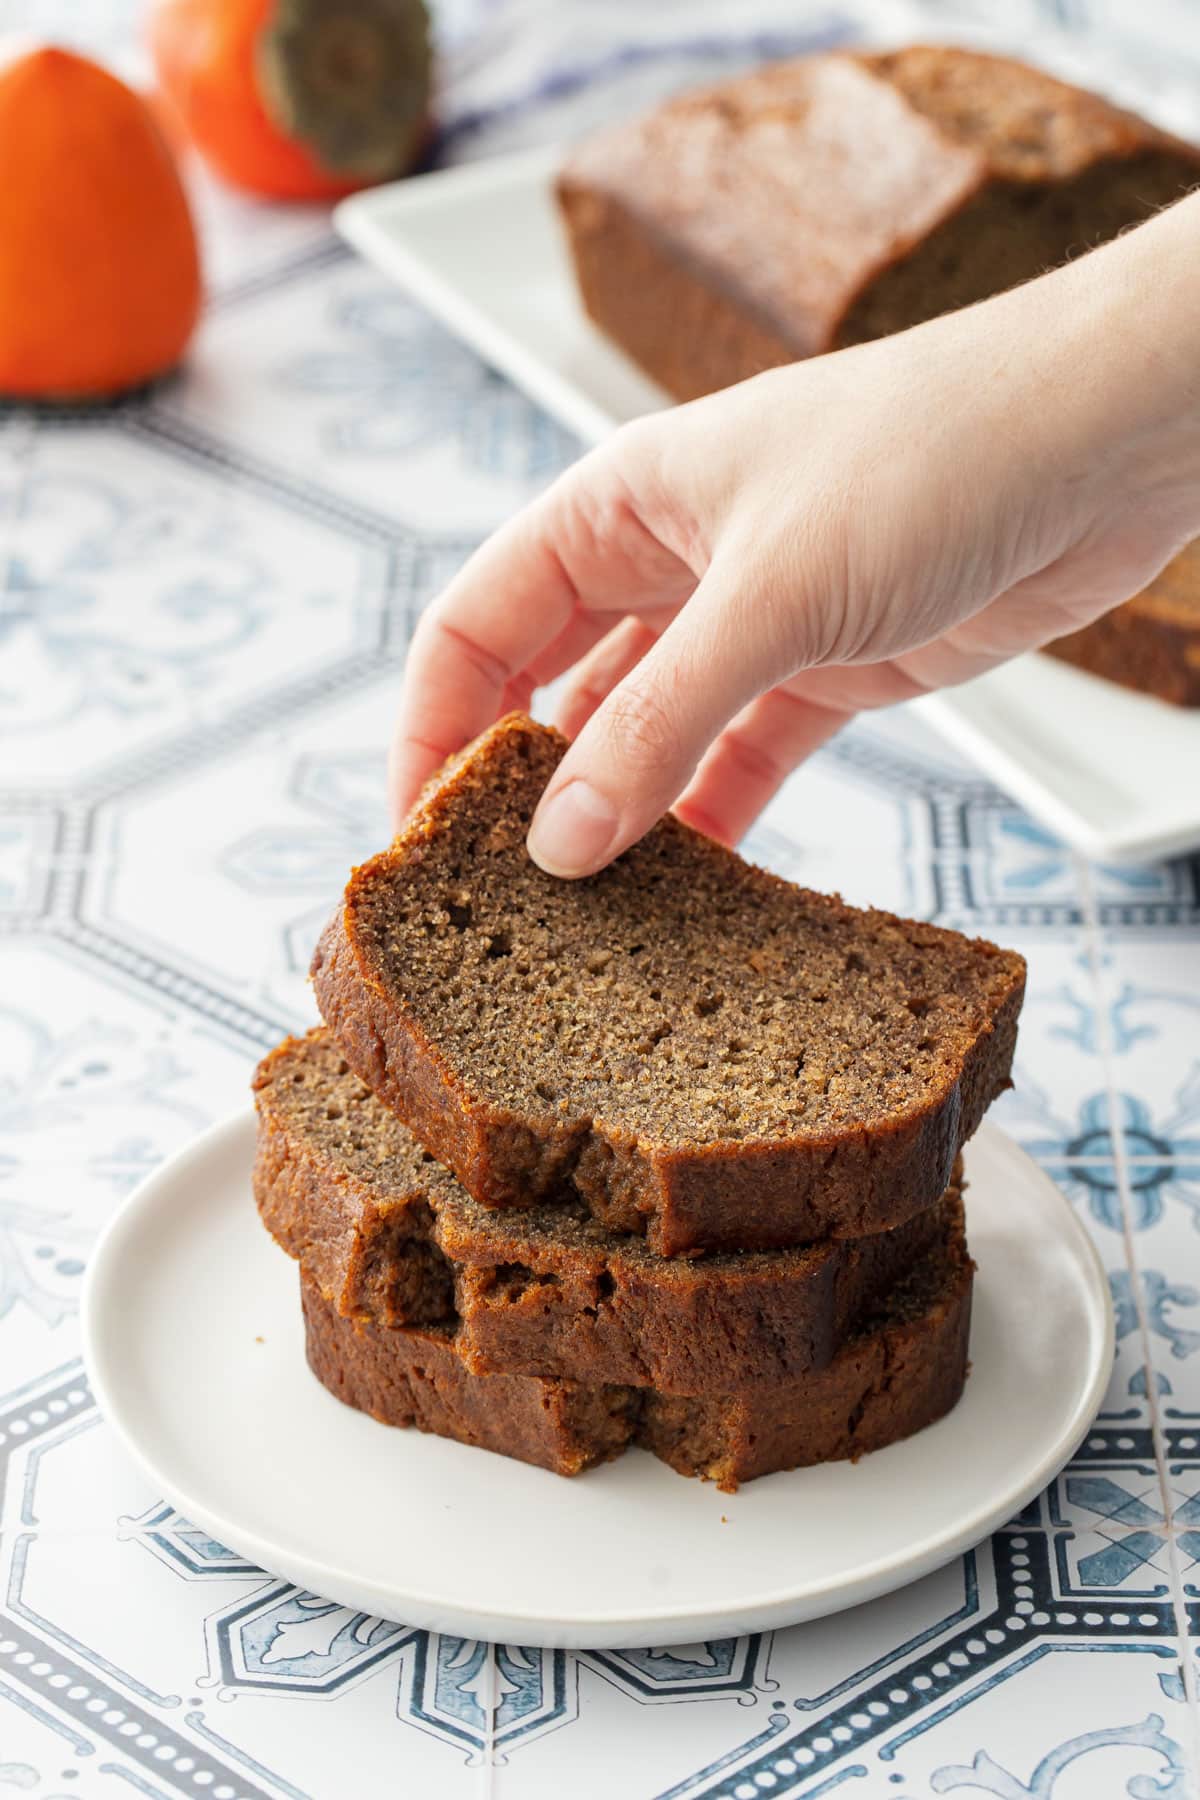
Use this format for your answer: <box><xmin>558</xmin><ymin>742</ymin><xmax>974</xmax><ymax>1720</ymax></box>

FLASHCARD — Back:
<box><xmin>527</xmin><ymin>779</ymin><xmax>618</xmax><ymax>877</ymax></box>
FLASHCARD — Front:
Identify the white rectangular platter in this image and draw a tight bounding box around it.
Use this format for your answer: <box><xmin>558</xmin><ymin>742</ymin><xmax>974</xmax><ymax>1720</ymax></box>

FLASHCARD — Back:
<box><xmin>337</xmin><ymin>148</ymin><xmax>1200</xmax><ymax>866</ymax></box>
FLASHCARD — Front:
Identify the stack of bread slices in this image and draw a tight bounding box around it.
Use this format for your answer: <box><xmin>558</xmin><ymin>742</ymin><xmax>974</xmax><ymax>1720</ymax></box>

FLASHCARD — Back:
<box><xmin>253</xmin><ymin>715</ymin><xmax>1025</xmax><ymax>1490</ymax></box>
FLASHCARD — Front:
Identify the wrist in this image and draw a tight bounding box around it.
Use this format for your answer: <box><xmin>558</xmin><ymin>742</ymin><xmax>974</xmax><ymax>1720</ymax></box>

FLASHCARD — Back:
<box><xmin>1040</xmin><ymin>190</ymin><xmax>1200</xmax><ymax>534</ymax></box>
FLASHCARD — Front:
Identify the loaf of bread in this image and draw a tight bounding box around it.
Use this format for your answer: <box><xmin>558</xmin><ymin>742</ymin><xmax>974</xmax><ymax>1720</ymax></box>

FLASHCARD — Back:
<box><xmin>312</xmin><ymin>714</ymin><xmax>1024</xmax><ymax>1256</ymax></box>
<box><xmin>557</xmin><ymin>46</ymin><xmax>1200</xmax><ymax>400</ymax></box>
<box><xmin>301</xmin><ymin>1203</ymin><xmax>973</xmax><ymax>1491</ymax></box>
<box><xmin>255</xmin><ymin>1027</ymin><xmax>961</xmax><ymax>1392</ymax></box>
<box><xmin>1044</xmin><ymin>539</ymin><xmax>1200</xmax><ymax>705</ymax></box>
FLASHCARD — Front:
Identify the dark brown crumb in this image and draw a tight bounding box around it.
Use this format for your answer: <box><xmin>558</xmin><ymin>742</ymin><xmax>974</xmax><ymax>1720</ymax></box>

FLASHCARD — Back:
<box><xmin>255</xmin><ymin>1026</ymin><xmax>963</xmax><ymax>1392</ymax></box>
<box><xmin>312</xmin><ymin>714</ymin><xmax>1024</xmax><ymax>1254</ymax></box>
<box><xmin>301</xmin><ymin>1214</ymin><xmax>973</xmax><ymax>1490</ymax></box>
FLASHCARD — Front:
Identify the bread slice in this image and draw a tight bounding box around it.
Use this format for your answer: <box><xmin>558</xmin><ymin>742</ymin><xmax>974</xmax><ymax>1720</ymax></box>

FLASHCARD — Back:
<box><xmin>301</xmin><ymin>1275</ymin><xmax>633</xmax><ymax>1478</ymax></box>
<box><xmin>557</xmin><ymin>46</ymin><xmax>1200</xmax><ymax>400</ymax></box>
<box><xmin>312</xmin><ymin>714</ymin><xmax>1023</xmax><ymax>1256</ymax></box>
<box><xmin>301</xmin><ymin>1214</ymin><xmax>973</xmax><ymax>1490</ymax></box>
<box><xmin>1044</xmin><ymin>539</ymin><xmax>1200</xmax><ymax>706</ymax></box>
<box><xmin>255</xmin><ymin>1028</ymin><xmax>959</xmax><ymax>1392</ymax></box>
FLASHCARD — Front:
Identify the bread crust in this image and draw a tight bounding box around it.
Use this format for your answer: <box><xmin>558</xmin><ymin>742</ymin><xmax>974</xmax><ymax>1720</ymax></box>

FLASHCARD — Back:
<box><xmin>301</xmin><ymin>1273</ymin><xmax>633</xmax><ymax>1477</ymax></box>
<box><xmin>556</xmin><ymin>46</ymin><xmax>1200</xmax><ymax>398</ymax></box>
<box><xmin>311</xmin><ymin>715</ymin><xmax>1025</xmax><ymax>1257</ymax></box>
<box><xmin>255</xmin><ymin>1029</ymin><xmax>960</xmax><ymax>1392</ymax></box>
<box><xmin>301</xmin><ymin>1226</ymin><xmax>973</xmax><ymax>1491</ymax></box>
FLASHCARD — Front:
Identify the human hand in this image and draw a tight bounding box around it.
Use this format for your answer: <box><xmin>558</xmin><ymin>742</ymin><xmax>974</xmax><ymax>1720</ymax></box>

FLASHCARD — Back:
<box><xmin>390</xmin><ymin>192</ymin><xmax>1200</xmax><ymax>877</ymax></box>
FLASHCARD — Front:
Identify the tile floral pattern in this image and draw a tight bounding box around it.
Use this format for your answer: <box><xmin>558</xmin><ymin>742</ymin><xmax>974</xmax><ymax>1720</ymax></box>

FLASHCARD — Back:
<box><xmin>3</xmin><ymin>2</ymin><xmax>1200</xmax><ymax>1796</ymax></box>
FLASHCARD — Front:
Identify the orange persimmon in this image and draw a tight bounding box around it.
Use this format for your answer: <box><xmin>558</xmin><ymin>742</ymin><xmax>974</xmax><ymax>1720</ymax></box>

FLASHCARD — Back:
<box><xmin>148</xmin><ymin>0</ymin><xmax>432</xmax><ymax>202</ymax></box>
<box><xmin>0</xmin><ymin>47</ymin><xmax>201</xmax><ymax>400</ymax></box>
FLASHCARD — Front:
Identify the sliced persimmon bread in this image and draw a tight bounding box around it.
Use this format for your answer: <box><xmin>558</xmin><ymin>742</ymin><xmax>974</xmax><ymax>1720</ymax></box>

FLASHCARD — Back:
<box><xmin>312</xmin><ymin>714</ymin><xmax>1024</xmax><ymax>1256</ymax></box>
<box><xmin>301</xmin><ymin>1210</ymin><xmax>973</xmax><ymax>1491</ymax></box>
<box><xmin>255</xmin><ymin>1028</ymin><xmax>958</xmax><ymax>1393</ymax></box>
<box><xmin>301</xmin><ymin>1274</ymin><xmax>632</xmax><ymax>1480</ymax></box>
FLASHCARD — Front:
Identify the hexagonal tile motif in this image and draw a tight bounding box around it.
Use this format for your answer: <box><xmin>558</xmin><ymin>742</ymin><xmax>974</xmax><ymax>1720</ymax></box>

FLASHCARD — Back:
<box><xmin>87</xmin><ymin>674</ymin><xmax>396</xmax><ymax>1034</ymax></box>
<box><xmin>0</xmin><ymin>423</ymin><xmax>390</xmax><ymax>782</ymax></box>
<box><xmin>158</xmin><ymin>265</ymin><xmax>578</xmax><ymax>537</ymax></box>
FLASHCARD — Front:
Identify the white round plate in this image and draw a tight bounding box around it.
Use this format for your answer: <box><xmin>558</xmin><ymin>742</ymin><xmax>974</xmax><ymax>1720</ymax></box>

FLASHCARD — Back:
<box><xmin>83</xmin><ymin>1114</ymin><xmax>1112</xmax><ymax>1650</ymax></box>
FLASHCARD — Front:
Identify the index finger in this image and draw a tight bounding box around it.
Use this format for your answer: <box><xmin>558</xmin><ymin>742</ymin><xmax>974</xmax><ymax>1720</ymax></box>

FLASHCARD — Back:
<box><xmin>388</xmin><ymin>433</ymin><xmax>695</xmax><ymax>824</ymax></box>
<box><xmin>388</xmin><ymin>516</ymin><xmax>584</xmax><ymax>823</ymax></box>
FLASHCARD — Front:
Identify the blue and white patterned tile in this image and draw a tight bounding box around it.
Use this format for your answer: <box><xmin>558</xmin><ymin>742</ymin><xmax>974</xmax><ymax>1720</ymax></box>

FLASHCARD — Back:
<box><xmin>0</xmin><ymin>813</ymin><xmax>53</xmax><ymax>920</ymax></box>
<box><xmin>1090</xmin><ymin>936</ymin><xmax>1200</xmax><ymax>1186</ymax></box>
<box><xmin>2</xmin><ymin>1389</ymin><xmax>152</xmax><ymax>1539</ymax></box>
<box><xmin>761</xmin><ymin>1558</ymin><xmax>978</xmax><ymax>1715</ymax></box>
<box><xmin>955</xmin><ymin>810</ymin><xmax>1200</xmax><ymax>933</ymax></box>
<box><xmin>1171</xmin><ymin>1426</ymin><xmax>1200</xmax><ymax>1626</ymax></box>
<box><xmin>155</xmin><ymin>261</ymin><xmax>579</xmax><ymax>539</ymax></box>
<box><xmin>487</xmin><ymin>1563</ymin><xmax>976</xmax><ymax>1799</ymax></box>
<box><xmin>1018</xmin><ymin>1143</ymin><xmax>1200</xmax><ymax>1426</ymax></box>
<box><xmin>747</xmin><ymin>716</ymin><xmax>1106</xmax><ymax>936</ymax></box>
<box><xmin>2</xmin><ymin>1396</ymin><xmax>479</xmax><ymax>1799</ymax></box>
<box><xmin>1042</xmin><ymin>1462</ymin><xmax>1176</xmax><ymax>1606</ymax></box>
<box><xmin>959</xmin><ymin>809</ymin><xmax>1092</xmax><ymax>920</ymax></box>
<box><xmin>1030</xmin><ymin>1163</ymin><xmax>1153</xmax><ymax>1411</ymax></box>
<box><xmin>1119</xmin><ymin>1161</ymin><xmax>1200</xmax><ymax>1479</ymax></box>
<box><xmin>0</xmin><ymin>940</ymin><xmax>249</xmax><ymax>1392</ymax></box>
<box><xmin>480</xmin><ymin>1640</ymin><xmax>781</xmax><ymax>1798</ymax></box>
<box><xmin>1062</xmin><ymin>1151</ymin><xmax>1200</xmax><ymax>1610</ymax></box>
<box><xmin>528</xmin><ymin>1519</ymin><xmax>1192</xmax><ymax>1798</ymax></box>
<box><xmin>85</xmin><ymin>669</ymin><xmax>400</xmax><ymax>1039</ymax></box>
<box><xmin>740</xmin><ymin>725</ymin><xmax>941</xmax><ymax>921</ymax></box>
<box><xmin>5</xmin><ymin>3</ymin><xmax>1200</xmax><ymax>1796</ymax></box>
<box><xmin>433</xmin><ymin>0</ymin><xmax>1200</xmax><ymax>160</ymax></box>
<box><xmin>182</xmin><ymin>164</ymin><xmax>343</xmax><ymax>304</ymax></box>
<box><xmin>970</xmin><ymin>934</ymin><xmax>1119</xmax><ymax>1171</ymax></box>
<box><xmin>0</xmin><ymin>1674</ymin><xmax>108</xmax><ymax>1800</ymax></box>
<box><xmin>881</xmin><ymin>1645</ymin><xmax>1195</xmax><ymax>1800</ymax></box>
<box><xmin>0</xmin><ymin>423</ymin><xmax>391</xmax><ymax>786</ymax></box>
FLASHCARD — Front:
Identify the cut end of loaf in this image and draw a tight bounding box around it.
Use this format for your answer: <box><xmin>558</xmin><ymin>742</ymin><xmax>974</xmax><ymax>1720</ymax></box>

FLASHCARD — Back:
<box><xmin>329</xmin><ymin>714</ymin><xmax>1024</xmax><ymax>1151</ymax></box>
<box><xmin>556</xmin><ymin>45</ymin><xmax>1200</xmax><ymax>389</ymax></box>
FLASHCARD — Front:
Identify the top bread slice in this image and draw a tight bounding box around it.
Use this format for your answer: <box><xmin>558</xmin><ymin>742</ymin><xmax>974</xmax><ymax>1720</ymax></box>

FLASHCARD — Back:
<box><xmin>556</xmin><ymin>45</ymin><xmax>1200</xmax><ymax>400</ymax></box>
<box><xmin>312</xmin><ymin>715</ymin><xmax>1023</xmax><ymax>1255</ymax></box>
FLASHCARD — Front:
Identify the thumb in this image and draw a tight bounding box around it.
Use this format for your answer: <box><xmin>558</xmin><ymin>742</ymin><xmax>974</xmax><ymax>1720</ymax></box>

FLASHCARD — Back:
<box><xmin>527</xmin><ymin>564</ymin><xmax>792</xmax><ymax>877</ymax></box>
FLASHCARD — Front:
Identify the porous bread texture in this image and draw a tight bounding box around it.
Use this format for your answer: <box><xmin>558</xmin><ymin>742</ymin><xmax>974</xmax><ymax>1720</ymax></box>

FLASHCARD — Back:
<box><xmin>556</xmin><ymin>45</ymin><xmax>1200</xmax><ymax>400</ymax></box>
<box><xmin>255</xmin><ymin>1027</ymin><xmax>961</xmax><ymax>1392</ymax></box>
<box><xmin>301</xmin><ymin>1275</ymin><xmax>634</xmax><ymax>1478</ymax></box>
<box><xmin>312</xmin><ymin>714</ymin><xmax>1025</xmax><ymax>1255</ymax></box>
<box><xmin>301</xmin><ymin>1213</ymin><xmax>973</xmax><ymax>1491</ymax></box>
